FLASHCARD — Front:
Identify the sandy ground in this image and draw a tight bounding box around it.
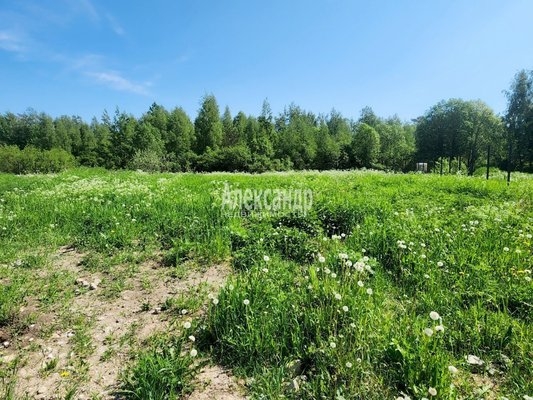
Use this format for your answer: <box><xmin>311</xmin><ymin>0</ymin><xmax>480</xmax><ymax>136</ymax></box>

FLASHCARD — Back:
<box><xmin>0</xmin><ymin>247</ymin><xmax>246</xmax><ymax>399</ymax></box>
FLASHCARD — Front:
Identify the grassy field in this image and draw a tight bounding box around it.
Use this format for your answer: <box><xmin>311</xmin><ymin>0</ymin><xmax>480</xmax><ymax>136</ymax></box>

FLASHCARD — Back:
<box><xmin>0</xmin><ymin>168</ymin><xmax>532</xmax><ymax>400</ymax></box>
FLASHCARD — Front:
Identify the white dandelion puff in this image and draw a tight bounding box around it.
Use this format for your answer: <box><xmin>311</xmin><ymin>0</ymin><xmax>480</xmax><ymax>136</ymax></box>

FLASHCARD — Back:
<box><xmin>429</xmin><ymin>311</ymin><xmax>440</xmax><ymax>321</ymax></box>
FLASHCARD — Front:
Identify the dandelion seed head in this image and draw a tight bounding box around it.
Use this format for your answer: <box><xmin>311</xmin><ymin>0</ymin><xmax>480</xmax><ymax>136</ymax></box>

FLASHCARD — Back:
<box><xmin>183</xmin><ymin>321</ymin><xmax>191</xmax><ymax>329</ymax></box>
<box><xmin>318</xmin><ymin>255</ymin><xmax>326</xmax><ymax>263</ymax></box>
<box><xmin>263</xmin><ymin>255</ymin><xmax>270</xmax><ymax>262</ymax></box>
<box><xmin>428</xmin><ymin>387</ymin><xmax>437</xmax><ymax>396</ymax></box>
<box><xmin>243</xmin><ymin>299</ymin><xmax>250</xmax><ymax>306</ymax></box>
<box><xmin>190</xmin><ymin>348</ymin><xmax>198</xmax><ymax>357</ymax></box>
<box><xmin>448</xmin><ymin>365</ymin><xmax>458</xmax><ymax>374</ymax></box>
<box><xmin>335</xmin><ymin>293</ymin><xmax>342</xmax><ymax>300</ymax></box>
<box><xmin>212</xmin><ymin>298</ymin><xmax>219</xmax><ymax>305</ymax></box>
<box><xmin>429</xmin><ymin>311</ymin><xmax>440</xmax><ymax>321</ymax></box>
<box><xmin>330</xmin><ymin>342</ymin><xmax>336</xmax><ymax>348</ymax></box>
<box><xmin>423</xmin><ymin>328</ymin><xmax>434</xmax><ymax>337</ymax></box>
<box><xmin>345</xmin><ymin>361</ymin><xmax>352</xmax><ymax>368</ymax></box>
<box><xmin>188</xmin><ymin>335</ymin><xmax>195</xmax><ymax>342</ymax></box>
<box><xmin>366</xmin><ymin>288</ymin><xmax>373</xmax><ymax>295</ymax></box>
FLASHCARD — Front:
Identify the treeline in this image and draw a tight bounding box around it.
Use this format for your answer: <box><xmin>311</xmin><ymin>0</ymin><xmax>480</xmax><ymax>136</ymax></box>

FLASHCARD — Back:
<box><xmin>0</xmin><ymin>100</ymin><xmax>416</xmax><ymax>173</ymax></box>
<box><xmin>0</xmin><ymin>70</ymin><xmax>532</xmax><ymax>174</ymax></box>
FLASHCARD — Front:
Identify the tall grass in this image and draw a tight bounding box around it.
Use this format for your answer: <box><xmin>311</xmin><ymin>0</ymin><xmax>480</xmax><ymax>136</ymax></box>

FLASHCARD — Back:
<box><xmin>0</xmin><ymin>168</ymin><xmax>532</xmax><ymax>399</ymax></box>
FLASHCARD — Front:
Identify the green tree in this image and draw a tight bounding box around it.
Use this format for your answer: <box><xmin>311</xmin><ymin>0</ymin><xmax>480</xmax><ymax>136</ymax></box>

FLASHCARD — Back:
<box><xmin>231</xmin><ymin>112</ymin><xmax>248</xmax><ymax>146</ymax></box>
<box><xmin>91</xmin><ymin>116</ymin><xmax>113</xmax><ymax>168</ymax></box>
<box><xmin>358</xmin><ymin>106</ymin><xmax>380</xmax><ymax>129</ymax></box>
<box><xmin>221</xmin><ymin>106</ymin><xmax>234</xmax><ymax>147</ymax></box>
<box><xmin>0</xmin><ymin>113</ymin><xmax>19</xmax><ymax>146</ymax></box>
<box><xmin>167</xmin><ymin>107</ymin><xmax>195</xmax><ymax>170</ymax></box>
<box><xmin>78</xmin><ymin>122</ymin><xmax>98</xmax><ymax>166</ymax></box>
<box><xmin>415</xmin><ymin>99</ymin><xmax>503</xmax><ymax>174</ymax></box>
<box><xmin>111</xmin><ymin>109</ymin><xmax>138</xmax><ymax>168</ymax></box>
<box><xmin>194</xmin><ymin>94</ymin><xmax>223</xmax><ymax>154</ymax></box>
<box><xmin>315</xmin><ymin>119</ymin><xmax>340</xmax><ymax>170</ymax></box>
<box><xmin>504</xmin><ymin>70</ymin><xmax>533</xmax><ymax>170</ymax></box>
<box><xmin>276</xmin><ymin>105</ymin><xmax>318</xmax><ymax>169</ymax></box>
<box><xmin>351</xmin><ymin>123</ymin><xmax>380</xmax><ymax>168</ymax></box>
<box><xmin>378</xmin><ymin>116</ymin><xmax>415</xmax><ymax>170</ymax></box>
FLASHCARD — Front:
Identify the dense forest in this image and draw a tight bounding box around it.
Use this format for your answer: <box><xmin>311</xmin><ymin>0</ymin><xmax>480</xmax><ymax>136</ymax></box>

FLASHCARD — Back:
<box><xmin>1</xmin><ymin>70</ymin><xmax>532</xmax><ymax>174</ymax></box>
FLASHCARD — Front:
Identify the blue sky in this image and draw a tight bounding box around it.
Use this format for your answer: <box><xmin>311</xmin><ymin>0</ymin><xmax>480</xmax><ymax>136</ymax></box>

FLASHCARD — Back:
<box><xmin>1</xmin><ymin>0</ymin><xmax>533</xmax><ymax>123</ymax></box>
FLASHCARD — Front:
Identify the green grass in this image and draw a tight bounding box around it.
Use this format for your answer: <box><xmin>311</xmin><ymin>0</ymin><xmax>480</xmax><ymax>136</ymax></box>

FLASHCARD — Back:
<box><xmin>0</xmin><ymin>168</ymin><xmax>532</xmax><ymax>399</ymax></box>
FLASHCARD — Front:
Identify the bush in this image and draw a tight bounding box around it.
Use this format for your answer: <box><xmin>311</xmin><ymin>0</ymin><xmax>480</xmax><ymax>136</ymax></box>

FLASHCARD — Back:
<box><xmin>127</xmin><ymin>149</ymin><xmax>165</xmax><ymax>172</ymax></box>
<box><xmin>0</xmin><ymin>145</ymin><xmax>75</xmax><ymax>174</ymax></box>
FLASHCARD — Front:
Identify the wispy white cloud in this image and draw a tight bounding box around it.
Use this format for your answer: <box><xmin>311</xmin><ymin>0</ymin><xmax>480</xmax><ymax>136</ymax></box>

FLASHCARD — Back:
<box><xmin>105</xmin><ymin>13</ymin><xmax>125</xmax><ymax>36</ymax></box>
<box><xmin>74</xmin><ymin>0</ymin><xmax>100</xmax><ymax>22</ymax></box>
<box><xmin>86</xmin><ymin>70</ymin><xmax>151</xmax><ymax>95</ymax></box>
<box><xmin>0</xmin><ymin>31</ymin><xmax>26</xmax><ymax>53</ymax></box>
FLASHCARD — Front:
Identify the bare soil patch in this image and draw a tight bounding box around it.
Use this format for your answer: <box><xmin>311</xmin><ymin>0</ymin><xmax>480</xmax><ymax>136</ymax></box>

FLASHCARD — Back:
<box><xmin>0</xmin><ymin>247</ymin><xmax>238</xmax><ymax>399</ymax></box>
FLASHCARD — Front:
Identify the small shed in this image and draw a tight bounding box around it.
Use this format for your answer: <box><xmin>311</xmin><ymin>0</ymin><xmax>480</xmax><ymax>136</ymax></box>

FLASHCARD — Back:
<box><xmin>416</xmin><ymin>162</ymin><xmax>428</xmax><ymax>173</ymax></box>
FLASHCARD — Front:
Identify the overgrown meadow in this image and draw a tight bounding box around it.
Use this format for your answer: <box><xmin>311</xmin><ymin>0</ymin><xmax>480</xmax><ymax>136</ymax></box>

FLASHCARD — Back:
<box><xmin>1</xmin><ymin>168</ymin><xmax>532</xmax><ymax>399</ymax></box>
